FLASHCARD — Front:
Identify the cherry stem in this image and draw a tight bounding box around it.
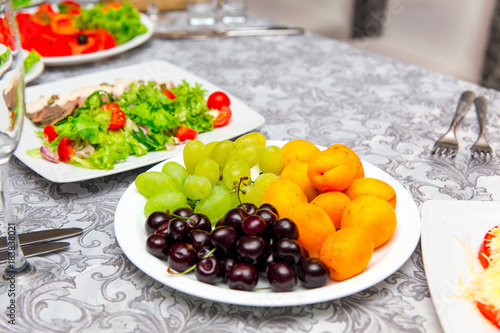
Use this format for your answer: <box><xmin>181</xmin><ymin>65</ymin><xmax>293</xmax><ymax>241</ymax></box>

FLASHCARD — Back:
<box><xmin>167</xmin><ymin>247</ymin><xmax>217</xmax><ymax>276</ymax></box>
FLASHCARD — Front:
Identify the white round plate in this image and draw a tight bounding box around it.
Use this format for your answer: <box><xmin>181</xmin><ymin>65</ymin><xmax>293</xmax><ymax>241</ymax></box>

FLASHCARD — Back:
<box><xmin>19</xmin><ymin>12</ymin><xmax>154</xmax><ymax>67</ymax></box>
<box><xmin>25</xmin><ymin>60</ymin><xmax>44</xmax><ymax>83</ymax></box>
<box><xmin>114</xmin><ymin>140</ymin><xmax>421</xmax><ymax>307</ymax></box>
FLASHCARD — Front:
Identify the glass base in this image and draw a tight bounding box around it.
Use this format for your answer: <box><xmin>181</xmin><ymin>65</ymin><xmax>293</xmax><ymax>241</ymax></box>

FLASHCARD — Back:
<box><xmin>222</xmin><ymin>15</ymin><xmax>246</xmax><ymax>24</ymax></box>
<box><xmin>188</xmin><ymin>16</ymin><xmax>216</xmax><ymax>26</ymax></box>
<box><xmin>2</xmin><ymin>262</ymin><xmax>35</xmax><ymax>281</ymax></box>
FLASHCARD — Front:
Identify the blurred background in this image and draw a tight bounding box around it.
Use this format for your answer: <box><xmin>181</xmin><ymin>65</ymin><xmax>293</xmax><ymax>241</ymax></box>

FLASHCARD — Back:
<box><xmin>247</xmin><ymin>0</ymin><xmax>497</xmax><ymax>88</ymax></box>
<box><xmin>129</xmin><ymin>0</ymin><xmax>499</xmax><ymax>89</ymax></box>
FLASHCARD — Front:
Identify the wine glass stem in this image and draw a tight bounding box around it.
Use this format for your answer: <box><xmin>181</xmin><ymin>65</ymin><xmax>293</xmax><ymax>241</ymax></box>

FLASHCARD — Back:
<box><xmin>1</xmin><ymin>162</ymin><xmax>28</xmax><ymax>272</ymax></box>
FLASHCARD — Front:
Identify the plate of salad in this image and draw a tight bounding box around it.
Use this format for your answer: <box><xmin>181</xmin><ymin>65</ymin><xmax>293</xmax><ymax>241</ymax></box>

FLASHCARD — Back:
<box><xmin>14</xmin><ymin>60</ymin><xmax>266</xmax><ymax>183</ymax></box>
<box><xmin>15</xmin><ymin>1</ymin><xmax>154</xmax><ymax>66</ymax></box>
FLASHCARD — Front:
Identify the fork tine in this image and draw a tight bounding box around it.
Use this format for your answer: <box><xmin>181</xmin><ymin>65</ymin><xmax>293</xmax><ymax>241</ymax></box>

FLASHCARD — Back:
<box><xmin>470</xmin><ymin>97</ymin><xmax>493</xmax><ymax>159</ymax></box>
<box><xmin>432</xmin><ymin>91</ymin><xmax>475</xmax><ymax>157</ymax></box>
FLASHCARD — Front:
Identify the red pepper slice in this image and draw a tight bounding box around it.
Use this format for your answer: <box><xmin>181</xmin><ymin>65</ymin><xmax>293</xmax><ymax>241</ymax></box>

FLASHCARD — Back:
<box><xmin>58</xmin><ymin>1</ymin><xmax>82</xmax><ymax>15</ymax></box>
<box><xmin>175</xmin><ymin>125</ymin><xmax>198</xmax><ymax>141</ymax></box>
<box><xmin>43</xmin><ymin>124</ymin><xmax>59</xmax><ymax>143</ymax></box>
<box><xmin>213</xmin><ymin>105</ymin><xmax>231</xmax><ymax>128</ymax></box>
<box><xmin>102</xmin><ymin>102</ymin><xmax>127</xmax><ymax>130</ymax></box>
<box><xmin>51</xmin><ymin>14</ymin><xmax>79</xmax><ymax>36</ymax></box>
<box><xmin>57</xmin><ymin>136</ymin><xmax>75</xmax><ymax>162</ymax></box>
<box><xmin>162</xmin><ymin>89</ymin><xmax>176</xmax><ymax>100</ymax></box>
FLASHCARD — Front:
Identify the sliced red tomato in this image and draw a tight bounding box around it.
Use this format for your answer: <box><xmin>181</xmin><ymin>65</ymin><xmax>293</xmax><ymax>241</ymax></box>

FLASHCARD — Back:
<box><xmin>51</xmin><ymin>14</ymin><xmax>79</xmax><ymax>36</ymax></box>
<box><xmin>477</xmin><ymin>301</ymin><xmax>500</xmax><ymax>328</ymax></box>
<box><xmin>162</xmin><ymin>89</ymin><xmax>176</xmax><ymax>100</ymax></box>
<box><xmin>102</xmin><ymin>102</ymin><xmax>127</xmax><ymax>130</ymax></box>
<box><xmin>175</xmin><ymin>125</ymin><xmax>198</xmax><ymax>141</ymax></box>
<box><xmin>57</xmin><ymin>136</ymin><xmax>75</xmax><ymax>162</ymax></box>
<box><xmin>478</xmin><ymin>225</ymin><xmax>500</xmax><ymax>269</ymax></box>
<box><xmin>43</xmin><ymin>125</ymin><xmax>59</xmax><ymax>143</ymax></box>
<box><xmin>213</xmin><ymin>105</ymin><xmax>231</xmax><ymax>128</ymax></box>
<box><xmin>207</xmin><ymin>91</ymin><xmax>230</xmax><ymax>110</ymax></box>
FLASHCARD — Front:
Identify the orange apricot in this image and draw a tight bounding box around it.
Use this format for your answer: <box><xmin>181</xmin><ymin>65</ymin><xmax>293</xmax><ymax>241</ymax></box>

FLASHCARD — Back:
<box><xmin>320</xmin><ymin>227</ymin><xmax>373</xmax><ymax>281</ymax></box>
<box><xmin>281</xmin><ymin>140</ymin><xmax>321</xmax><ymax>169</ymax></box>
<box><xmin>342</xmin><ymin>177</ymin><xmax>397</xmax><ymax>209</ymax></box>
<box><xmin>280</xmin><ymin>162</ymin><xmax>319</xmax><ymax>202</ymax></box>
<box><xmin>310</xmin><ymin>191</ymin><xmax>351</xmax><ymax>230</ymax></box>
<box><xmin>307</xmin><ymin>149</ymin><xmax>355</xmax><ymax>192</ymax></box>
<box><xmin>261</xmin><ymin>179</ymin><xmax>307</xmax><ymax>216</ymax></box>
<box><xmin>284</xmin><ymin>203</ymin><xmax>335</xmax><ymax>258</ymax></box>
<box><xmin>341</xmin><ymin>195</ymin><xmax>397</xmax><ymax>248</ymax></box>
<box><xmin>327</xmin><ymin>144</ymin><xmax>364</xmax><ymax>179</ymax></box>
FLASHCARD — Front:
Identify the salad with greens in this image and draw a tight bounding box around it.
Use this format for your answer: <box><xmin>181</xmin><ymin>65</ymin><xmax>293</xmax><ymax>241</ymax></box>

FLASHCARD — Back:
<box><xmin>29</xmin><ymin>80</ymin><xmax>232</xmax><ymax>170</ymax></box>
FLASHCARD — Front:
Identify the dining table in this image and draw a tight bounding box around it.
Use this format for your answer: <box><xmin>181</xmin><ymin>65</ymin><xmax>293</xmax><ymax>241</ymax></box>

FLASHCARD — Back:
<box><xmin>1</xmin><ymin>9</ymin><xmax>500</xmax><ymax>333</ymax></box>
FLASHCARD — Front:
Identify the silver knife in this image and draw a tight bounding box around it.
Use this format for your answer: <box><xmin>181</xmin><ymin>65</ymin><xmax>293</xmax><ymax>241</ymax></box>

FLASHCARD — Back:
<box><xmin>0</xmin><ymin>227</ymin><xmax>83</xmax><ymax>251</ymax></box>
<box><xmin>154</xmin><ymin>26</ymin><xmax>305</xmax><ymax>40</ymax></box>
<box><xmin>0</xmin><ymin>242</ymin><xmax>70</xmax><ymax>264</ymax></box>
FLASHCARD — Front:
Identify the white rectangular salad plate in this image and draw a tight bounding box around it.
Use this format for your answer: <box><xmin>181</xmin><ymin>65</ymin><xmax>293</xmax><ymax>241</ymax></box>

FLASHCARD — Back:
<box><xmin>14</xmin><ymin>60</ymin><xmax>266</xmax><ymax>183</ymax></box>
<box><xmin>421</xmin><ymin>200</ymin><xmax>500</xmax><ymax>333</ymax></box>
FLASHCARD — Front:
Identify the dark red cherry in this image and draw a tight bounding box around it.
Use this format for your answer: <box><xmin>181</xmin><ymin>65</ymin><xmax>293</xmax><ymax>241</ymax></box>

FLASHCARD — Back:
<box><xmin>145</xmin><ymin>211</ymin><xmax>171</xmax><ymax>235</ymax></box>
<box><xmin>267</xmin><ymin>262</ymin><xmax>297</xmax><ymax>292</ymax></box>
<box><xmin>167</xmin><ymin>242</ymin><xmax>196</xmax><ymax>272</ymax></box>
<box><xmin>227</xmin><ymin>263</ymin><xmax>259</xmax><ymax>291</ymax></box>
<box><xmin>146</xmin><ymin>234</ymin><xmax>170</xmax><ymax>258</ymax></box>
<box><xmin>195</xmin><ymin>257</ymin><xmax>222</xmax><ymax>284</ymax></box>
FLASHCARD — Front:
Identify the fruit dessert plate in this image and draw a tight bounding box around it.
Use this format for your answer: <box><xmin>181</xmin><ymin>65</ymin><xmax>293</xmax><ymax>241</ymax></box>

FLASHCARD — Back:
<box><xmin>114</xmin><ymin>140</ymin><xmax>421</xmax><ymax>307</ymax></box>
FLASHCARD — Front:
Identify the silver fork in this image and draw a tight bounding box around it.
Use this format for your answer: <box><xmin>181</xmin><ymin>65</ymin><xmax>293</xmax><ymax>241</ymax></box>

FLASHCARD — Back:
<box><xmin>431</xmin><ymin>91</ymin><xmax>475</xmax><ymax>157</ymax></box>
<box><xmin>471</xmin><ymin>96</ymin><xmax>493</xmax><ymax>158</ymax></box>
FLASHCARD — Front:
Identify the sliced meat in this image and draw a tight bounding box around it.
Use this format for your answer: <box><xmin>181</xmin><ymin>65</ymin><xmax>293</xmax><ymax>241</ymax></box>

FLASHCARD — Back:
<box><xmin>27</xmin><ymin>99</ymin><xmax>79</xmax><ymax>125</ymax></box>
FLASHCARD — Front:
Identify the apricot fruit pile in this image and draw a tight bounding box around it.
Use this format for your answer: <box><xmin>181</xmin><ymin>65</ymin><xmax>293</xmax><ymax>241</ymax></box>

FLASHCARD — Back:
<box><xmin>261</xmin><ymin>140</ymin><xmax>397</xmax><ymax>281</ymax></box>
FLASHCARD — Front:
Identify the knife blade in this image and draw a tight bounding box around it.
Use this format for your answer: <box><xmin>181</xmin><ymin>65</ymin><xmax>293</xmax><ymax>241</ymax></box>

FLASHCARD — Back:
<box><xmin>154</xmin><ymin>26</ymin><xmax>304</xmax><ymax>40</ymax></box>
<box><xmin>0</xmin><ymin>242</ymin><xmax>70</xmax><ymax>264</ymax></box>
<box><xmin>0</xmin><ymin>227</ymin><xmax>83</xmax><ymax>251</ymax></box>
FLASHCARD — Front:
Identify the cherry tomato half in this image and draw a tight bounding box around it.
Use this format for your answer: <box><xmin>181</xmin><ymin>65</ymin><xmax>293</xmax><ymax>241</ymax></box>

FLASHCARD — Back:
<box><xmin>207</xmin><ymin>91</ymin><xmax>230</xmax><ymax>110</ymax></box>
<box><xmin>43</xmin><ymin>124</ymin><xmax>59</xmax><ymax>143</ymax></box>
<box><xmin>175</xmin><ymin>125</ymin><xmax>198</xmax><ymax>141</ymax></box>
<box><xmin>478</xmin><ymin>225</ymin><xmax>500</xmax><ymax>269</ymax></box>
<box><xmin>102</xmin><ymin>102</ymin><xmax>126</xmax><ymax>130</ymax></box>
<box><xmin>213</xmin><ymin>105</ymin><xmax>231</xmax><ymax>128</ymax></box>
<box><xmin>57</xmin><ymin>136</ymin><xmax>75</xmax><ymax>162</ymax></box>
<box><xmin>477</xmin><ymin>301</ymin><xmax>500</xmax><ymax>328</ymax></box>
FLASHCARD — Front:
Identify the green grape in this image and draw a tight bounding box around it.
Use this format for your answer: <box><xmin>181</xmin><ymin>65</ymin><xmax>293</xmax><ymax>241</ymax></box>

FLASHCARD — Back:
<box><xmin>135</xmin><ymin>171</ymin><xmax>180</xmax><ymax>198</ymax></box>
<box><xmin>234</xmin><ymin>132</ymin><xmax>266</xmax><ymax>149</ymax></box>
<box><xmin>183</xmin><ymin>140</ymin><xmax>209</xmax><ymax>174</ymax></box>
<box><xmin>210</xmin><ymin>140</ymin><xmax>235</xmax><ymax>168</ymax></box>
<box><xmin>194</xmin><ymin>158</ymin><xmax>220</xmax><ymax>185</ymax></box>
<box><xmin>253</xmin><ymin>172</ymin><xmax>279</xmax><ymax>194</ymax></box>
<box><xmin>258</xmin><ymin>145</ymin><xmax>284</xmax><ymax>175</ymax></box>
<box><xmin>228</xmin><ymin>142</ymin><xmax>263</xmax><ymax>168</ymax></box>
<box><xmin>182</xmin><ymin>175</ymin><xmax>212</xmax><ymax>200</ymax></box>
<box><xmin>205</xmin><ymin>141</ymin><xmax>219</xmax><ymax>155</ymax></box>
<box><xmin>144</xmin><ymin>189</ymin><xmax>188</xmax><ymax>217</ymax></box>
<box><xmin>214</xmin><ymin>182</ymin><xmax>239</xmax><ymax>208</ymax></box>
<box><xmin>222</xmin><ymin>159</ymin><xmax>251</xmax><ymax>189</ymax></box>
<box><xmin>195</xmin><ymin>189</ymin><xmax>232</xmax><ymax>225</ymax></box>
<box><xmin>240</xmin><ymin>185</ymin><xmax>263</xmax><ymax>207</ymax></box>
<box><xmin>161</xmin><ymin>161</ymin><xmax>189</xmax><ymax>190</ymax></box>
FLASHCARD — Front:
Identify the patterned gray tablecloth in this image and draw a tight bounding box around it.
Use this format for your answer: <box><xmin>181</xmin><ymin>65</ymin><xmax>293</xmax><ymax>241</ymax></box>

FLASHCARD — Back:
<box><xmin>1</xmin><ymin>12</ymin><xmax>500</xmax><ymax>333</ymax></box>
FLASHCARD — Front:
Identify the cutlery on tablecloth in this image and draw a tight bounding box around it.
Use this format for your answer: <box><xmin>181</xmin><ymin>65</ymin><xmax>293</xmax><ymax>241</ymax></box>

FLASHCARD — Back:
<box><xmin>0</xmin><ymin>242</ymin><xmax>70</xmax><ymax>264</ymax></box>
<box><xmin>0</xmin><ymin>227</ymin><xmax>83</xmax><ymax>251</ymax></box>
<box><xmin>470</xmin><ymin>96</ymin><xmax>493</xmax><ymax>158</ymax></box>
<box><xmin>153</xmin><ymin>26</ymin><xmax>304</xmax><ymax>40</ymax></box>
<box><xmin>431</xmin><ymin>91</ymin><xmax>475</xmax><ymax>157</ymax></box>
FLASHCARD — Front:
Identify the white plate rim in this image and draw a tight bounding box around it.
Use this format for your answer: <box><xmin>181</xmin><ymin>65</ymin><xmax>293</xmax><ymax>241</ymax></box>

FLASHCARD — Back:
<box><xmin>114</xmin><ymin>140</ymin><xmax>422</xmax><ymax>307</ymax></box>
<box><xmin>14</xmin><ymin>59</ymin><xmax>265</xmax><ymax>183</ymax></box>
<box><xmin>421</xmin><ymin>200</ymin><xmax>500</xmax><ymax>333</ymax></box>
<box><xmin>17</xmin><ymin>9</ymin><xmax>154</xmax><ymax>67</ymax></box>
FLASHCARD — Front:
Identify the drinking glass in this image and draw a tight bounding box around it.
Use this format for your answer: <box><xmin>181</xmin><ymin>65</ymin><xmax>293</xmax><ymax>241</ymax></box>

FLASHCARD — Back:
<box><xmin>186</xmin><ymin>0</ymin><xmax>217</xmax><ymax>26</ymax></box>
<box><xmin>0</xmin><ymin>0</ymin><xmax>33</xmax><ymax>279</ymax></box>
